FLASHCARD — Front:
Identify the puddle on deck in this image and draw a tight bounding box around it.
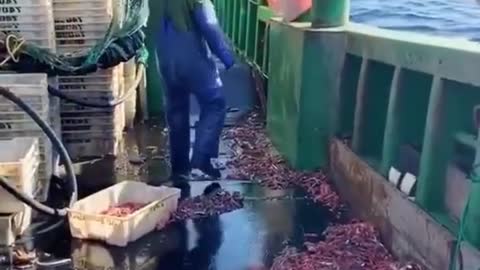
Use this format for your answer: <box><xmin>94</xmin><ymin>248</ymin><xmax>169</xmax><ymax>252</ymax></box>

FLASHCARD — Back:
<box><xmin>5</xmin><ymin>120</ymin><xmax>334</xmax><ymax>270</ymax></box>
<box><xmin>33</xmin><ymin>182</ymin><xmax>331</xmax><ymax>270</ymax></box>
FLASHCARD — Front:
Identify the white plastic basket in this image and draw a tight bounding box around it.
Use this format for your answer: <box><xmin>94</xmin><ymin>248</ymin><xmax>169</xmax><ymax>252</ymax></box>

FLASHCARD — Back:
<box><xmin>68</xmin><ymin>181</ymin><xmax>181</xmax><ymax>247</ymax></box>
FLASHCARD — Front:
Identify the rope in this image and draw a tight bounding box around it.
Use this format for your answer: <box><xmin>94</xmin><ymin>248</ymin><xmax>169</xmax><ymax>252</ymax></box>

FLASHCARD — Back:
<box><xmin>448</xmin><ymin>163</ymin><xmax>480</xmax><ymax>270</ymax></box>
<box><xmin>0</xmin><ymin>34</ymin><xmax>25</xmax><ymax>66</ymax></box>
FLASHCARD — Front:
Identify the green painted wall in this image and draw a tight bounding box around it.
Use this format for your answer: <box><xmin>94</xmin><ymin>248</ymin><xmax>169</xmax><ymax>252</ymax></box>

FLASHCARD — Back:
<box><xmin>267</xmin><ymin>21</ymin><xmax>346</xmax><ymax>170</ymax></box>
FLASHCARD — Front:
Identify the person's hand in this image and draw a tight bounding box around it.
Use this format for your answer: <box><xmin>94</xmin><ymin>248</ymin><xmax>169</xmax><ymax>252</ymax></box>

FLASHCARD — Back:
<box><xmin>224</xmin><ymin>57</ymin><xmax>235</xmax><ymax>70</ymax></box>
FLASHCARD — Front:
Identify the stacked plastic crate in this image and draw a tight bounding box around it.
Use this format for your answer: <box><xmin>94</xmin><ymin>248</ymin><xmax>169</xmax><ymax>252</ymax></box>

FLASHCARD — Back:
<box><xmin>53</xmin><ymin>0</ymin><xmax>124</xmax><ymax>159</ymax></box>
<box><xmin>0</xmin><ymin>138</ymin><xmax>40</xmax><ymax>236</ymax></box>
<box><xmin>0</xmin><ymin>74</ymin><xmax>52</xmax><ymax>202</ymax></box>
<box><xmin>0</xmin><ymin>0</ymin><xmax>58</xmax><ymax>202</ymax></box>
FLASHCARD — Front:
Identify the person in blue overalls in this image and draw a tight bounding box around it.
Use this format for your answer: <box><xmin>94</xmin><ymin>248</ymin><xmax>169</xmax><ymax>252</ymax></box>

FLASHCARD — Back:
<box><xmin>156</xmin><ymin>0</ymin><xmax>235</xmax><ymax>185</ymax></box>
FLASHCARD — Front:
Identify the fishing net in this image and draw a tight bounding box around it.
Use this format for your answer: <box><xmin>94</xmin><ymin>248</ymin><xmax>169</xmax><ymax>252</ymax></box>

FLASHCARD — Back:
<box><xmin>15</xmin><ymin>0</ymin><xmax>149</xmax><ymax>73</ymax></box>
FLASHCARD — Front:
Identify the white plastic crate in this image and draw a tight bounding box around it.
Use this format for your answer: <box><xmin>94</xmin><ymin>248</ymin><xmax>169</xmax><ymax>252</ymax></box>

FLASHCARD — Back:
<box><xmin>60</xmin><ymin>103</ymin><xmax>116</xmax><ymax>114</ymax></box>
<box><xmin>60</xmin><ymin>107</ymin><xmax>125</xmax><ymax>137</ymax></box>
<box><xmin>0</xmin><ymin>14</ymin><xmax>52</xmax><ymax>26</ymax></box>
<box><xmin>56</xmin><ymin>37</ymin><xmax>98</xmax><ymax>49</ymax></box>
<box><xmin>0</xmin><ymin>6</ymin><xmax>51</xmax><ymax>16</ymax></box>
<box><xmin>0</xmin><ymin>0</ymin><xmax>52</xmax><ymax>6</ymax></box>
<box><xmin>61</xmin><ymin>113</ymin><xmax>122</xmax><ymax>131</ymax></box>
<box><xmin>13</xmin><ymin>201</ymin><xmax>33</xmax><ymax>236</ymax></box>
<box><xmin>53</xmin><ymin>9</ymin><xmax>112</xmax><ymax>19</ymax></box>
<box><xmin>0</xmin><ymin>21</ymin><xmax>52</xmax><ymax>32</ymax></box>
<box><xmin>54</xmin><ymin>21</ymin><xmax>109</xmax><ymax>32</ymax></box>
<box><xmin>60</xmin><ymin>67</ymin><xmax>120</xmax><ymax>80</ymax></box>
<box><xmin>53</xmin><ymin>0</ymin><xmax>112</xmax><ymax>52</ymax></box>
<box><xmin>0</xmin><ymin>2</ymin><xmax>55</xmax><ymax>50</ymax></box>
<box><xmin>62</xmin><ymin>125</ymin><xmax>123</xmax><ymax>158</ymax></box>
<box><xmin>64</xmin><ymin>136</ymin><xmax>120</xmax><ymax>158</ymax></box>
<box><xmin>0</xmin><ymin>103</ymin><xmax>48</xmax><ymax>115</ymax></box>
<box><xmin>53</xmin><ymin>1</ymin><xmax>110</xmax><ymax>10</ymax></box>
<box><xmin>68</xmin><ymin>181</ymin><xmax>181</xmax><ymax>247</ymax></box>
<box><xmin>58</xmin><ymin>67</ymin><xmax>121</xmax><ymax>85</ymax></box>
<box><xmin>0</xmin><ymin>112</ymin><xmax>52</xmax><ymax>133</ymax></box>
<box><xmin>58</xmin><ymin>81</ymin><xmax>120</xmax><ymax>93</ymax></box>
<box><xmin>0</xmin><ymin>75</ymin><xmax>51</xmax><ymax>135</ymax></box>
<box><xmin>0</xmin><ymin>21</ymin><xmax>53</xmax><ymax>32</ymax></box>
<box><xmin>59</xmin><ymin>91</ymin><xmax>118</xmax><ymax>101</ymax></box>
<box><xmin>0</xmin><ymin>11</ymin><xmax>51</xmax><ymax>20</ymax></box>
<box><xmin>0</xmin><ymin>129</ymin><xmax>54</xmax><ymax>202</ymax></box>
<box><xmin>53</xmin><ymin>16</ymin><xmax>110</xmax><ymax>27</ymax></box>
<box><xmin>55</xmin><ymin>29</ymin><xmax>108</xmax><ymax>41</ymax></box>
<box><xmin>62</xmin><ymin>129</ymin><xmax>120</xmax><ymax>139</ymax></box>
<box><xmin>0</xmin><ymin>137</ymin><xmax>40</xmax><ymax>213</ymax></box>
<box><xmin>0</xmin><ymin>73</ymin><xmax>49</xmax><ymax>95</ymax></box>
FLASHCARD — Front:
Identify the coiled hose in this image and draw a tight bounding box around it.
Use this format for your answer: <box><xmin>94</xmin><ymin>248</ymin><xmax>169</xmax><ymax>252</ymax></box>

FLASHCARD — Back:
<box><xmin>0</xmin><ymin>63</ymin><xmax>144</xmax><ymax>217</ymax></box>
<box><xmin>0</xmin><ymin>86</ymin><xmax>77</xmax><ymax>217</ymax></box>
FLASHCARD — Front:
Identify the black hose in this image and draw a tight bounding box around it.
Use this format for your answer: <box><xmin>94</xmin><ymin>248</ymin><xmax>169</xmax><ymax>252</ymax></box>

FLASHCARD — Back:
<box><xmin>47</xmin><ymin>64</ymin><xmax>145</xmax><ymax>108</ymax></box>
<box><xmin>15</xmin><ymin>219</ymin><xmax>65</xmax><ymax>244</ymax></box>
<box><xmin>48</xmin><ymin>85</ymin><xmax>128</xmax><ymax>108</ymax></box>
<box><xmin>0</xmin><ymin>176</ymin><xmax>66</xmax><ymax>216</ymax></box>
<box><xmin>0</xmin><ymin>86</ymin><xmax>77</xmax><ymax>217</ymax></box>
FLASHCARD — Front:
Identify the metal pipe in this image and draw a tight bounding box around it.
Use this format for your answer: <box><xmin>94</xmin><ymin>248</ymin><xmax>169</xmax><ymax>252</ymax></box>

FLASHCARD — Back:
<box><xmin>311</xmin><ymin>0</ymin><xmax>350</xmax><ymax>28</ymax></box>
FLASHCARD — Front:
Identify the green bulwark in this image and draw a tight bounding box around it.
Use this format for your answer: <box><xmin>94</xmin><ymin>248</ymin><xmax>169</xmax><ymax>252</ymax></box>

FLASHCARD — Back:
<box><xmin>214</xmin><ymin>0</ymin><xmax>480</xmax><ymax>255</ymax></box>
<box><xmin>267</xmin><ymin>22</ymin><xmax>345</xmax><ymax>170</ymax></box>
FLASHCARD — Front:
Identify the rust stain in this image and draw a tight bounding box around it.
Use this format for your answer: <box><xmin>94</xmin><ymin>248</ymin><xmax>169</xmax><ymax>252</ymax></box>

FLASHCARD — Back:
<box><xmin>330</xmin><ymin>140</ymin><xmax>374</xmax><ymax>216</ymax></box>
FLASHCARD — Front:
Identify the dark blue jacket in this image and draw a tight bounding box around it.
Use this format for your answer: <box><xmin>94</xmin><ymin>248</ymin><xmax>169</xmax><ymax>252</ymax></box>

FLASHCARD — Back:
<box><xmin>156</xmin><ymin>0</ymin><xmax>235</xmax><ymax>89</ymax></box>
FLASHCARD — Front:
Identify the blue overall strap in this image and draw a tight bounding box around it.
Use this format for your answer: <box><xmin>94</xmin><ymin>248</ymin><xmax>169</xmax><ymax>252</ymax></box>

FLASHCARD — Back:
<box><xmin>191</xmin><ymin>0</ymin><xmax>235</xmax><ymax>69</ymax></box>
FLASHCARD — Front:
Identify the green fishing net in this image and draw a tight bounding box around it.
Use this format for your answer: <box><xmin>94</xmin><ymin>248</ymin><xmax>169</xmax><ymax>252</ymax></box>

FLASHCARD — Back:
<box><xmin>19</xmin><ymin>0</ymin><xmax>149</xmax><ymax>73</ymax></box>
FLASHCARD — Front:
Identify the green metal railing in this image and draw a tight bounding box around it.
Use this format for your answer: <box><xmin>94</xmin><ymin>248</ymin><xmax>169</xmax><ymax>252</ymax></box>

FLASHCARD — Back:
<box><xmin>214</xmin><ymin>0</ymin><xmax>480</xmax><ymax>257</ymax></box>
<box><xmin>213</xmin><ymin>0</ymin><xmax>275</xmax><ymax>77</ymax></box>
<box><xmin>341</xmin><ymin>24</ymin><xmax>480</xmax><ymax>250</ymax></box>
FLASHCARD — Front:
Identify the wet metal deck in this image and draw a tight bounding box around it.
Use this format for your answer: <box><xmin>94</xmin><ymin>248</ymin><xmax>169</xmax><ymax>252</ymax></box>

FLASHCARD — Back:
<box><xmin>30</xmin><ymin>182</ymin><xmax>331</xmax><ymax>270</ymax></box>
<box><xmin>5</xmin><ymin>121</ymin><xmax>333</xmax><ymax>270</ymax></box>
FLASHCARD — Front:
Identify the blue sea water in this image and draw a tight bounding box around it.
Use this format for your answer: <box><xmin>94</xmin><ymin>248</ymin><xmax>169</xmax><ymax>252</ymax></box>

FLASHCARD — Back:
<box><xmin>351</xmin><ymin>0</ymin><xmax>480</xmax><ymax>41</ymax></box>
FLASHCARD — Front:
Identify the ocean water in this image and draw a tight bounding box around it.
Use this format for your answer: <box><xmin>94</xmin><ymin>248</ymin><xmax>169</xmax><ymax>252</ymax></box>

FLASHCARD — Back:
<box><xmin>351</xmin><ymin>0</ymin><xmax>480</xmax><ymax>41</ymax></box>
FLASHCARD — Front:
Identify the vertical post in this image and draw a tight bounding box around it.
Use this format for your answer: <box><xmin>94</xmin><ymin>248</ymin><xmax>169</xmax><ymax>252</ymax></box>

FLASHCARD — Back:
<box><xmin>417</xmin><ymin>77</ymin><xmax>453</xmax><ymax>211</ymax></box>
<box><xmin>352</xmin><ymin>57</ymin><xmax>369</xmax><ymax>154</ymax></box>
<box><xmin>464</xmin><ymin>107</ymin><xmax>480</xmax><ymax>249</ymax></box>
<box><xmin>295</xmin><ymin>1</ymin><xmax>349</xmax><ymax>169</ymax></box>
<box><xmin>381</xmin><ymin>67</ymin><xmax>403</xmax><ymax>174</ymax></box>
<box><xmin>311</xmin><ymin>0</ymin><xmax>350</xmax><ymax>28</ymax></box>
